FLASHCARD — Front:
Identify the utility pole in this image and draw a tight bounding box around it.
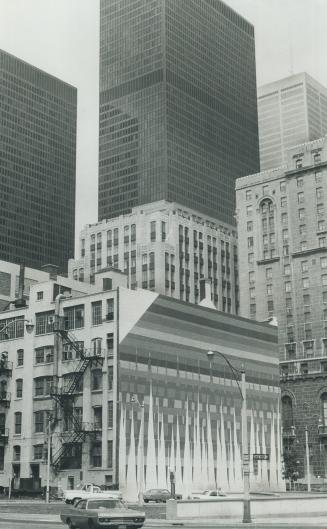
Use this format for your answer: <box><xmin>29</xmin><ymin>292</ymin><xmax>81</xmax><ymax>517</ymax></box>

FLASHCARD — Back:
<box><xmin>46</xmin><ymin>416</ymin><xmax>52</xmax><ymax>503</ymax></box>
<box><xmin>305</xmin><ymin>426</ymin><xmax>311</xmax><ymax>492</ymax></box>
<box><xmin>241</xmin><ymin>370</ymin><xmax>251</xmax><ymax>523</ymax></box>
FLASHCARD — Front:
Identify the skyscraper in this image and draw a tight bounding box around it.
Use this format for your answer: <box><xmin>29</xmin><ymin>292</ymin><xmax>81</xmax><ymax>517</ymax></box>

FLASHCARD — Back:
<box><xmin>258</xmin><ymin>73</ymin><xmax>327</xmax><ymax>171</ymax></box>
<box><xmin>99</xmin><ymin>0</ymin><xmax>260</xmax><ymax>225</ymax></box>
<box><xmin>0</xmin><ymin>50</ymin><xmax>77</xmax><ymax>272</ymax></box>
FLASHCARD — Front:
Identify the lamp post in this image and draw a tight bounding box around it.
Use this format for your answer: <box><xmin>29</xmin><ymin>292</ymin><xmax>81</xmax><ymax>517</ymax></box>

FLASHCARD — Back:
<box><xmin>0</xmin><ymin>318</ymin><xmax>34</xmax><ymax>338</ymax></box>
<box><xmin>130</xmin><ymin>395</ymin><xmax>144</xmax><ymax>505</ymax></box>
<box><xmin>305</xmin><ymin>426</ymin><xmax>311</xmax><ymax>492</ymax></box>
<box><xmin>46</xmin><ymin>415</ymin><xmax>53</xmax><ymax>503</ymax></box>
<box><xmin>207</xmin><ymin>350</ymin><xmax>251</xmax><ymax>524</ymax></box>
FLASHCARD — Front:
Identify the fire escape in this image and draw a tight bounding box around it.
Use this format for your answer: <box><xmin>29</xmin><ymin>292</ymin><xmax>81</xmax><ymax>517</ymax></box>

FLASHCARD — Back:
<box><xmin>50</xmin><ymin>317</ymin><xmax>103</xmax><ymax>472</ymax></box>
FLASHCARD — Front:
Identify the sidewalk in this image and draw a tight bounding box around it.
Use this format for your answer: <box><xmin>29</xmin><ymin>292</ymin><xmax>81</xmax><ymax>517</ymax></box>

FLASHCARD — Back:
<box><xmin>1</xmin><ymin>512</ymin><xmax>327</xmax><ymax>527</ymax></box>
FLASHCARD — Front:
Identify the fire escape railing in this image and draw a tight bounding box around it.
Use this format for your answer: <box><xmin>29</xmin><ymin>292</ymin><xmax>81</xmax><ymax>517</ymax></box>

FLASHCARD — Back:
<box><xmin>50</xmin><ymin>316</ymin><xmax>103</xmax><ymax>472</ymax></box>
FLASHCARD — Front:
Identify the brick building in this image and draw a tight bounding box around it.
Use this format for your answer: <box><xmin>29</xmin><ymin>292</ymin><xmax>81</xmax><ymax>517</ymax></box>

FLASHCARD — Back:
<box><xmin>236</xmin><ymin>135</ymin><xmax>327</xmax><ymax>480</ymax></box>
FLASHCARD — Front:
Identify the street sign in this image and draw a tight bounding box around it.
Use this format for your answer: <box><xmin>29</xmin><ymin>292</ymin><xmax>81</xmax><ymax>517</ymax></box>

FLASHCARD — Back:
<box><xmin>253</xmin><ymin>453</ymin><xmax>269</xmax><ymax>461</ymax></box>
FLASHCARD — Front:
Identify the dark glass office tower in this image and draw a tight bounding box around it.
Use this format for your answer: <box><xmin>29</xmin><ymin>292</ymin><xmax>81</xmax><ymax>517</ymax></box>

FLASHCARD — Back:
<box><xmin>0</xmin><ymin>50</ymin><xmax>77</xmax><ymax>271</ymax></box>
<box><xmin>99</xmin><ymin>0</ymin><xmax>259</xmax><ymax>224</ymax></box>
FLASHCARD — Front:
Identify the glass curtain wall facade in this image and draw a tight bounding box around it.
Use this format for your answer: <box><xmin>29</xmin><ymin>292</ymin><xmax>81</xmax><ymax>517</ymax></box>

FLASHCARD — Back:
<box><xmin>99</xmin><ymin>0</ymin><xmax>260</xmax><ymax>225</ymax></box>
<box><xmin>0</xmin><ymin>50</ymin><xmax>77</xmax><ymax>271</ymax></box>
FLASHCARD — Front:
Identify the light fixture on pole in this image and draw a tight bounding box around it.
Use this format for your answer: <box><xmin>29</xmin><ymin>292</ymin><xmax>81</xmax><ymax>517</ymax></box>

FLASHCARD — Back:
<box><xmin>207</xmin><ymin>350</ymin><xmax>251</xmax><ymax>524</ymax></box>
<box><xmin>45</xmin><ymin>415</ymin><xmax>52</xmax><ymax>504</ymax></box>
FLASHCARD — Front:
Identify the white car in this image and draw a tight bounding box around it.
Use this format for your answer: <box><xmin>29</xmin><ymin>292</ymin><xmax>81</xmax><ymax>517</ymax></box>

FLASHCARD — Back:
<box><xmin>63</xmin><ymin>483</ymin><xmax>122</xmax><ymax>504</ymax></box>
<box><xmin>192</xmin><ymin>489</ymin><xmax>227</xmax><ymax>499</ymax></box>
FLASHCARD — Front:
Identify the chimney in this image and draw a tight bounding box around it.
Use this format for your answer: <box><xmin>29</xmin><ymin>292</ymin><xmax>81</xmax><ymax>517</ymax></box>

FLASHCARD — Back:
<box><xmin>41</xmin><ymin>264</ymin><xmax>59</xmax><ymax>280</ymax></box>
<box><xmin>14</xmin><ymin>263</ymin><xmax>26</xmax><ymax>308</ymax></box>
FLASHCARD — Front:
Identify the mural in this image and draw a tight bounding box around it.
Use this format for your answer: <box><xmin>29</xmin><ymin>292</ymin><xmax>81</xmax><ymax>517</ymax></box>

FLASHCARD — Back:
<box><xmin>119</xmin><ymin>386</ymin><xmax>285</xmax><ymax>501</ymax></box>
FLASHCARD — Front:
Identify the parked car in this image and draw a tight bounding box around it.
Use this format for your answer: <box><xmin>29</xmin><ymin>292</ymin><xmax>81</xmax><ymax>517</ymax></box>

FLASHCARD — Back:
<box><xmin>192</xmin><ymin>489</ymin><xmax>227</xmax><ymax>499</ymax></box>
<box><xmin>63</xmin><ymin>483</ymin><xmax>122</xmax><ymax>504</ymax></box>
<box><xmin>61</xmin><ymin>497</ymin><xmax>145</xmax><ymax>529</ymax></box>
<box><xmin>143</xmin><ymin>488</ymin><xmax>182</xmax><ymax>503</ymax></box>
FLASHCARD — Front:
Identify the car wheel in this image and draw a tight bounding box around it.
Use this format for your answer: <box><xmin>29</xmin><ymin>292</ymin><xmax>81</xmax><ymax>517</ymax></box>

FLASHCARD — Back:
<box><xmin>67</xmin><ymin>518</ymin><xmax>77</xmax><ymax>529</ymax></box>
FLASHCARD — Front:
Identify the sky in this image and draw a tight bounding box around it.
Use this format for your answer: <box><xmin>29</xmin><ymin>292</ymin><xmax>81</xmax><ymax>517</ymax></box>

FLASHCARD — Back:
<box><xmin>0</xmin><ymin>0</ymin><xmax>326</xmax><ymax>251</ymax></box>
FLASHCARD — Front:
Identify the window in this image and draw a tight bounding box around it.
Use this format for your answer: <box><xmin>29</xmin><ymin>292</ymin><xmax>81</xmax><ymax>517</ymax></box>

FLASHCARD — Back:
<box><xmin>321</xmin><ymin>257</ymin><xmax>327</xmax><ymax>269</ymax></box>
<box><xmin>283</xmin><ymin>245</ymin><xmax>289</xmax><ymax>256</ymax></box>
<box><xmin>150</xmin><ymin>221</ymin><xmax>156</xmax><ymax>241</ymax></box>
<box><xmin>33</xmin><ymin>444</ymin><xmax>44</xmax><ymax>460</ymax></box>
<box><xmin>301</xmin><ymin>241</ymin><xmax>307</xmax><ymax>251</ymax></box>
<box><xmin>298</xmin><ymin>192</ymin><xmax>304</xmax><ymax>203</ymax></box>
<box><xmin>249</xmin><ymin>287</ymin><xmax>255</xmax><ymax>299</ymax></box>
<box><xmin>303</xmin><ymin>294</ymin><xmax>310</xmax><ymax>306</ymax></box>
<box><xmin>295</xmin><ymin>158</ymin><xmax>302</xmax><ymax>168</ymax></box>
<box><xmin>93</xmin><ymin>407</ymin><xmax>102</xmax><ymax>429</ymax></box>
<box><xmin>106</xmin><ymin>299</ymin><xmax>114</xmax><ymax>321</ymax></box>
<box><xmin>91</xmin><ymin>369</ymin><xmax>102</xmax><ymax>391</ymax></box>
<box><xmin>267</xmin><ymin>300</ymin><xmax>274</xmax><ymax>315</ymax></box>
<box><xmin>281</xmin><ymin>213</ymin><xmax>288</xmax><ymax>224</ymax></box>
<box><xmin>270</xmin><ymin>233</ymin><xmax>275</xmax><ymax>244</ymax></box>
<box><xmin>315</xmin><ymin>170</ymin><xmax>323</xmax><ymax>183</ymax></box>
<box><xmin>317</xmin><ymin>204</ymin><xmax>325</xmax><ymax>215</ymax></box>
<box><xmin>92</xmin><ymin>301</ymin><xmax>102</xmax><ymax>326</ymax></box>
<box><xmin>17</xmin><ymin>349</ymin><xmax>24</xmax><ymax>367</ymax></box>
<box><xmin>266</xmin><ymin>268</ymin><xmax>272</xmax><ymax>280</ymax></box>
<box><xmin>16</xmin><ymin>379</ymin><xmax>23</xmax><ymax>399</ymax></box>
<box><xmin>303</xmin><ymin>278</ymin><xmax>309</xmax><ymax>289</ymax></box>
<box><xmin>35</xmin><ymin>346</ymin><xmax>54</xmax><ymax>364</ymax></box>
<box><xmin>249</xmin><ymin>271</ymin><xmax>254</xmax><ymax>284</ymax></box>
<box><xmin>284</xmin><ymin>265</ymin><xmax>290</xmax><ymax>276</ymax></box>
<box><xmin>313</xmin><ymin>152</ymin><xmax>321</xmax><ymax>164</ymax></box>
<box><xmin>322</xmin><ymin>275</ymin><xmax>327</xmax><ymax>287</ymax></box>
<box><xmin>267</xmin><ymin>284</ymin><xmax>273</xmax><ymax>296</ymax></box>
<box><xmin>246</xmin><ymin>205</ymin><xmax>252</xmax><ymax>216</ymax></box>
<box><xmin>35</xmin><ymin>311</ymin><xmax>54</xmax><ymax>335</ymax></box>
<box><xmin>37</xmin><ymin>291</ymin><xmax>43</xmax><ymax>301</ymax></box>
<box><xmin>247</xmin><ymin>221</ymin><xmax>253</xmax><ymax>232</ymax></box>
<box><xmin>247</xmin><ymin>237</ymin><xmax>253</xmax><ymax>249</ymax></box>
<box><xmin>263</xmin><ymin>234</ymin><xmax>268</xmax><ymax>245</ymax></box>
<box><xmin>34</xmin><ymin>411</ymin><xmax>47</xmax><ymax>433</ymax></box>
<box><xmin>248</xmin><ymin>253</ymin><xmax>254</xmax><ymax>265</ymax></box>
<box><xmin>13</xmin><ymin>445</ymin><xmax>21</xmax><ymax>461</ymax></box>
<box><xmin>280</xmin><ymin>181</ymin><xmax>286</xmax><ymax>193</ymax></box>
<box><xmin>297</xmin><ymin>177</ymin><xmax>304</xmax><ymax>188</ymax></box>
<box><xmin>108</xmin><ymin>366</ymin><xmax>113</xmax><ymax>391</ymax></box>
<box><xmin>317</xmin><ymin>188</ymin><xmax>324</xmax><ymax>200</ymax></box>
<box><xmin>318</xmin><ymin>220</ymin><xmax>326</xmax><ymax>232</ymax></box>
<box><xmin>301</xmin><ymin>261</ymin><xmax>308</xmax><ymax>273</ymax></box>
<box><xmin>299</xmin><ymin>224</ymin><xmax>306</xmax><ymax>236</ymax></box>
<box><xmin>90</xmin><ymin>442</ymin><xmax>102</xmax><ymax>467</ymax></box>
<box><xmin>285</xmin><ymin>282</ymin><xmax>291</xmax><ymax>293</ymax></box>
<box><xmin>34</xmin><ymin>377</ymin><xmax>52</xmax><ymax>397</ymax></box>
<box><xmin>303</xmin><ymin>340</ymin><xmax>314</xmax><ymax>358</ymax></box>
<box><xmin>63</xmin><ymin>305</ymin><xmax>84</xmax><ymax>330</ymax></box>
<box><xmin>0</xmin><ymin>317</ymin><xmax>24</xmax><ymax>341</ymax></box>
<box><xmin>108</xmin><ymin>440</ymin><xmax>113</xmax><ymax>469</ymax></box>
<box><xmin>282</xmin><ymin>229</ymin><xmax>289</xmax><ymax>242</ymax></box>
<box><xmin>246</xmin><ymin>190</ymin><xmax>252</xmax><ymax>200</ymax></box>
<box><xmin>281</xmin><ymin>197</ymin><xmax>287</xmax><ymax>207</ymax></box>
<box><xmin>299</xmin><ymin>209</ymin><xmax>305</xmax><ymax>220</ymax></box>
<box><xmin>108</xmin><ymin>401</ymin><xmax>113</xmax><ymax>428</ymax></box>
<box><xmin>263</xmin><ymin>185</ymin><xmax>269</xmax><ymax>195</ymax></box>
<box><xmin>262</xmin><ymin>218</ymin><xmax>268</xmax><ymax>230</ymax></box>
<box><xmin>161</xmin><ymin>221</ymin><xmax>166</xmax><ymax>242</ymax></box>
<box><xmin>15</xmin><ymin>412</ymin><xmax>22</xmax><ymax>434</ymax></box>
<box><xmin>320</xmin><ymin>237</ymin><xmax>327</xmax><ymax>248</ymax></box>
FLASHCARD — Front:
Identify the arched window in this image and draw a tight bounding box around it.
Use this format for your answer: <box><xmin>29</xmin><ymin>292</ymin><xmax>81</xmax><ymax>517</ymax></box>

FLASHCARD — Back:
<box><xmin>321</xmin><ymin>393</ymin><xmax>327</xmax><ymax>425</ymax></box>
<box><xmin>281</xmin><ymin>395</ymin><xmax>293</xmax><ymax>430</ymax></box>
<box><xmin>13</xmin><ymin>445</ymin><xmax>21</xmax><ymax>461</ymax></box>
<box><xmin>260</xmin><ymin>198</ymin><xmax>276</xmax><ymax>260</ymax></box>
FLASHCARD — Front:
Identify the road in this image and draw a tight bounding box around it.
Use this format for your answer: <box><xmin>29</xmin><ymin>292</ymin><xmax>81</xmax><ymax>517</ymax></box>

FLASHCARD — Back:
<box><xmin>1</xmin><ymin>520</ymin><xmax>327</xmax><ymax>529</ymax></box>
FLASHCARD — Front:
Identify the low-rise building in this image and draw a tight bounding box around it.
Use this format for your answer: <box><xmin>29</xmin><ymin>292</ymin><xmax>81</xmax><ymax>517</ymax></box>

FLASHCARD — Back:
<box><xmin>236</xmin><ymin>135</ymin><xmax>327</xmax><ymax>480</ymax></box>
<box><xmin>0</xmin><ymin>267</ymin><xmax>281</xmax><ymax>496</ymax></box>
<box><xmin>69</xmin><ymin>201</ymin><xmax>239</xmax><ymax>314</ymax></box>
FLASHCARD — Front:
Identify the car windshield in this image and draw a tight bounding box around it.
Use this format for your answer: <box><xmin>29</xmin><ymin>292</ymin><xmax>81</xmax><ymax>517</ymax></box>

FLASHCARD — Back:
<box><xmin>87</xmin><ymin>500</ymin><xmax>124</xmax><ymax>510</ymax></box>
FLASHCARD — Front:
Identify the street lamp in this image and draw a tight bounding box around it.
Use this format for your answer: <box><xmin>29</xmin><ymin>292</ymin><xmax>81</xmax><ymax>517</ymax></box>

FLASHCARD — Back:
<box><xmin>45</xmin><ymin>415</ymin><xmax>53</xmax><ymax>504</ymax></box>
<box><xmin>130</xmin><ymin>395</ymin><xmax>144</xmax><ymax>506</ymax></box>
<box><xmin>0</xmin><ymin>318</ymin><xmax>34</xmax><ymax>339</ymax></box>
<box><xmin>207</xmin><ymin>350</ymin><xmax>251</xmax><ymax>524</ymax></box>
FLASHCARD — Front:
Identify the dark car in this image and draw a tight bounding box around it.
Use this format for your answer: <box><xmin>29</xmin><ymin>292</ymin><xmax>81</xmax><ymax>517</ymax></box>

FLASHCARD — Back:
<box><xmin>61</xmin><ymin>497</ymin><xmax>145</xmax><ymax>529</ymax></box>
<box><xmin>143</xmin><ymin>489</ymin><xmax>182</xmax><ymax>503</ymax></box>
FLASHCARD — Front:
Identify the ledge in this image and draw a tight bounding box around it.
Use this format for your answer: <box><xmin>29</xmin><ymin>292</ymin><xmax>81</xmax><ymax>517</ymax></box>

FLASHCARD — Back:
<box><xmin>292</xmin><ymin>246</ymin><xmax>327</xmax><ymax>258</ymax></box>
<box><xmin>257</xmin><ymin>257</ymin><xmax>280</xmax><ymax>265</ymax></box>
<box><xmin>285</xmin><ymin>160</ymin><xmax>327</xmax><ymax>177</ymax></box>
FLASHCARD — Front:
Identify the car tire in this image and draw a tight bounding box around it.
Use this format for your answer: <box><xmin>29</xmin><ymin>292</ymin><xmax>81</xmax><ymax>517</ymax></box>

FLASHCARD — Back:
<box><xmin>67</xmin><ymin>518</ymin><xmax>77</xmax><ymax>529</ymax></box>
